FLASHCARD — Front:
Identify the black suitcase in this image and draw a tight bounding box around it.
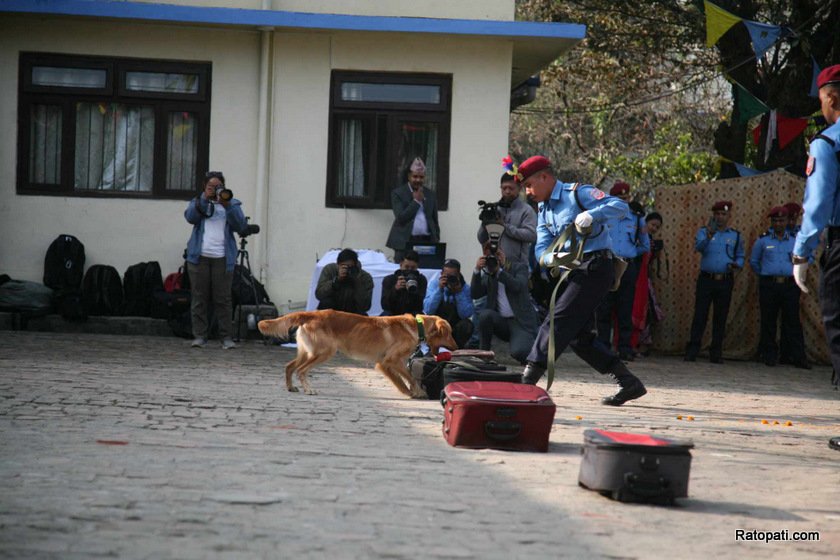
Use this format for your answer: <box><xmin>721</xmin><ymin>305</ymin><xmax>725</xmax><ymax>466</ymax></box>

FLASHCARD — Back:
<box><xmin>578</xmin><ymin>429</ymin><xmax>694</xmax><ymax>505</ymax></box>
<box><xmin>442</xmin><ymin>360</ymin><xmax>520</xmax><ymax>389</ymax></box>
<box><xmin>409</xmin><ymin>356</ymin><xmax>447</xmax><ymax>400</ymax></box>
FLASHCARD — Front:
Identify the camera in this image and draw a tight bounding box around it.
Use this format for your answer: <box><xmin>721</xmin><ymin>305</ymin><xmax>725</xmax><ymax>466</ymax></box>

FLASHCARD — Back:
<box><xmin>344</xmin><ymin>265</ymin><xmax>359</xmax><ymax>278</ymax></box>
<box><xmin>444</xmin><ymin>274</ymin><xmax>460</xmax><ymax>291</ymax></box>
<box><xmin>215</xmin><ymin>186</ymin><xmax>234</xmax><ymax>202</ymax></box>
<box><xmin>653</xmin><ymin>239</ymin><xmax>664</xmax><ymax>254</ymax></box>
<box><xmin>397</xmin><ymin>270</ymin><xmax>421</xmax><ymax>294</ymax></box>
<box><xmin>478</xmin><ymin>199</ymin><xmax>505</xmax><ymax>272</ymax></box>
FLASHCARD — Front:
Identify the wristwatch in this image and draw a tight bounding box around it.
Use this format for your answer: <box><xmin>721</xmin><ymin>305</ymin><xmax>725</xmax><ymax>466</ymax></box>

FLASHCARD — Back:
<box><xmin>792</xmin><ymin>255</ymin><xmax>808</xmax><ymax>265</ymax></box>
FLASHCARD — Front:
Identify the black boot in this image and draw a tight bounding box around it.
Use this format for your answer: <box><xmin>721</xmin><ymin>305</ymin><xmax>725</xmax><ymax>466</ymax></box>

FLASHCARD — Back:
<box><xmin>601</xmin><ymin>360</ymin><xmax>647</xmax><ymax>406</ymax></box>
<box><xmin>521</xmin><ymin>362</ymin><xmax>546</xmax><ymax>385</ymax></box>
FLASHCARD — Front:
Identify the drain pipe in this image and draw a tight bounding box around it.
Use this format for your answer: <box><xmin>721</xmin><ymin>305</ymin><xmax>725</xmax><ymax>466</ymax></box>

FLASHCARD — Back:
<box><xmin>254</xmin><ymin>1</ymin><xmax>274</xmax><ymax>284</ymax></box>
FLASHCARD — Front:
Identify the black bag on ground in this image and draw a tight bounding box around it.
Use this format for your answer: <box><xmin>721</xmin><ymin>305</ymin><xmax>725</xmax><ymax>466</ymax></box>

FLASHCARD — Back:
<box><xmin>151</xmin><ymin>288</ymin><xmax>191</xmax><ymax>320</ymax></box>
<box><xmin>44</xmin><ymin>234</ymin><xmax>85</xmax><ymax>291</ymax></box>
<box><xmin>82</xmin><ymin>265</ymin><xmax>124</xmax><ymax>316</ymax></box>
<box><xmin>409</xmin><ymin>356</ymin><xmax>447</xmax><ymax>400</ymax></box>
<box><xmin>122</xmin><ymin>262</ymin><xmax>163</xmax><ymax>317</ymax></box>
<box><xmin>0</xmin><ymin>279</ymin><xmax>54</xmax><ymax>313</ymax></box>
<box><xmin>578</xmin><ymin>429</ymin><xmax>694</xmax><ymax>505</ymax></box>
<box><xmin>231</xmin><ymin>264</ymin><xmax>272</xmax><ymax>306</ymax></box>
<box><xmin>442</xmin><ymin>360</ymin><xmax>519</xmax><ymax>389</ymax></box>
<box><xmin>55</xmin><ymin>288</ymin><xmax>88</xmax><ymax>322</ymax></box>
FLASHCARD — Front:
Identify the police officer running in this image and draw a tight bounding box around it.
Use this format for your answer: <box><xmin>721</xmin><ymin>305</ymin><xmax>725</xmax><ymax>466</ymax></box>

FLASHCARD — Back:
<box><xmin>685</xmin><ymin>200</ymin><xmax>745</xmax><ymax>363</ymax></box>
<box><xmin>792</xmin><ymin>64</ymin><xmax>840</xmax><ymax>397</ymax></box>
<box><xmin>517</xmin><ymin>156</ymin><xmax>647</xmax><ymax>406</ymax></box>
<box><xmin>749</xmin><ymin>206</ymin><xmax>809</xmax><ymax>368</ymax></box>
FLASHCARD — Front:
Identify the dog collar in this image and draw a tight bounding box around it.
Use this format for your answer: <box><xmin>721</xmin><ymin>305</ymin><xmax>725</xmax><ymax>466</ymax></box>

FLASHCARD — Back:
<box><xmin>414</xmin><ymin>315</ymin><xmax>426</xmax><ymax>342</ymax></box>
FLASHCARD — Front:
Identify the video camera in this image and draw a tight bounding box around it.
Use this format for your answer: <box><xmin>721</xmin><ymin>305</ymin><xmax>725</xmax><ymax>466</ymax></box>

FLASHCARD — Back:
<box><xmin>478</xmin><ymin>199</ymin><xmax>507</xmax><ymax>272</ymax></box>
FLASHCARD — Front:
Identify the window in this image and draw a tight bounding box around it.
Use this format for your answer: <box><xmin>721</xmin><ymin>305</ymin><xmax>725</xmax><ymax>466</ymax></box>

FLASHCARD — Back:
<box><xmin>327</xmin><ymin>71</ymin><xmax>451</xmax><ymax>209</ymax></box>
<box><xmin>17</xmin><ymin>53</ymin><xmax>211</xmax><ymax>199</ymax></box>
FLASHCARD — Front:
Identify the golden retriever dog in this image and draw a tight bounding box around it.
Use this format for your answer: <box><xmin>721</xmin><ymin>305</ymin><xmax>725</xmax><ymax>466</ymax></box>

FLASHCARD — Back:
<box><xmin>258</xmin><ymin>310</ymin><xmax>457</xmax><ymax>397</ymax></box>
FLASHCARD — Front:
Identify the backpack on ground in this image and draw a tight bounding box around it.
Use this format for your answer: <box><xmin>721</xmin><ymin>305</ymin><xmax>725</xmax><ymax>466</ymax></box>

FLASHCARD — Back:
<box><xmin>82</xmin><ymin>265</ymin><xmax>124</xmax><ymax>316</ymax></box>
<box><xmin>231</xmin><ymin>264</ymin><xmax>272</xmax><ymax>306</ymax></box>
<box><xmin>55</xmin><ymin>288</ymin><xmax>88</xmax><ymax>322</ymax></box>
<box><xmin>0</xmin><ymin>279</ymin><xmax>54</xmax><ymax>314</ymax></box>
<box><xmin>43</xmin><ymin>234</ymin><xmax>85</xmax><ymax>291</ymax></box>
<box><xmin>164</xmin><ymin>266</ymin><xmax>190</xmax><ymax>293</ymax></box>
<box><xmin>122</xmin><ymin>262</ymin><xmax>163</xmax><ymax>317</ymax></box>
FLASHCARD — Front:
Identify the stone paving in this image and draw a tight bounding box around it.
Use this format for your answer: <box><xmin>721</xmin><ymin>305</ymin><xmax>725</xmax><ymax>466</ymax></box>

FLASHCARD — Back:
<box><xmin>0</xmin><ymin>331</ymin><xmax>838</xmax><ymax>559</ymax></box>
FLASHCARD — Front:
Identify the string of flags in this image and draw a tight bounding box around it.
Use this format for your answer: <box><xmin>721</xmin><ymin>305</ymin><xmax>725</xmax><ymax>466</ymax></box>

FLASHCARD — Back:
<box><xmin>703</xmin><ymin>1</ymin><xmax>825</xmax><ymax>175</ymax></box>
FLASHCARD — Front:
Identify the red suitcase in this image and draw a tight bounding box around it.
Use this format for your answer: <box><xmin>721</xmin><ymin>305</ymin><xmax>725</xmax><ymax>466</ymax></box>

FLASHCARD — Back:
<box><xmin>442</xmin><ymin>381</ymin><xmax>556</xmax><ymax>452</ymax></box>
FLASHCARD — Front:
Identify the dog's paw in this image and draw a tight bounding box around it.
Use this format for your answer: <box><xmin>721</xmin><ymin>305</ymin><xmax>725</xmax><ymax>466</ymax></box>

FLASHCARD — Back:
<box><xmin>287</xmin><ymin>386</ymin><xmax>299</xmax><ymax>393</ymax></box>
<box><xmin>410</xmin><ymin>389</ymin><xmax>427</xmax><ymax>399</ymax></box>
<box><xmin>303</xmin><ymin>388</ymin><xmax>318</xmax><ymax>395</ymax></box>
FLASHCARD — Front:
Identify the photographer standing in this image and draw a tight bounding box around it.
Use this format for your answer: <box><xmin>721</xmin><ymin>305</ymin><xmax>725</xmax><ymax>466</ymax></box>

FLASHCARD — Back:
<box><xmin>315</xmin><ymin>249</ymin><xmax>374</xmax><ymax>315</ymax></box>
<box><xmin>476</xmin><ymin>173</ymin><xmax>537</xmax><ymax>265</ymax></box>
<box><xmin>184</xmin><ymin>171</ymin><xmax>249</xmax><ymax>349</ymax></box>
<box><xmin>470</xmin><ymin>243</ymin><xmax>537</xmax><ymax>364</ymax></box>
<box><xmin>381</xmin><ymin>250</ymin><xmax>427</xmax><ymax>316</ymax></box>
<box><xmin>423</xmin><ymin>259</ymin><xmax>474</xmax><ymax>349</ymax></box>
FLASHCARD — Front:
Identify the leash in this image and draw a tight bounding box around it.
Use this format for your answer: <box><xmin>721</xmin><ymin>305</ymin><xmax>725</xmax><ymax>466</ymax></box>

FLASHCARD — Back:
<box><xmin>539</xmin><ymin>223</ymin><xmax>589</xmax><ymax>390</ymax></box>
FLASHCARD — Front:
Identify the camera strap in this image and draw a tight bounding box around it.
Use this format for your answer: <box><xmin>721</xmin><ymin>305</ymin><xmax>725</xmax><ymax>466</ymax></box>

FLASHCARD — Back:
<box><xmin>194</xmin><ymin>196</ymin><xmax>215</xmax><ymax>218</ymax></box>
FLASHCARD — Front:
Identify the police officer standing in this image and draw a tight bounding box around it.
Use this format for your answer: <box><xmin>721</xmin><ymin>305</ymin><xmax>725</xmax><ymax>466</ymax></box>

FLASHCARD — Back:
<box><xmin>517</xmin><ymin>156</ymin><xmax>647</xmax><ymax>406</ymax></box>
<box><xmin>792</xmin><ymin>64</ymin><xmax>840</xmax><ymax>396</ymax></box>
<box><xmin>685</xmin><ymin>200</ymin><xmax>745</xmax><ymax>363</ymax></box>
<box><xmin>596</xmin><ymin>181</ymin><xmax>650</xmax><ymax>360</ymax></box>
<box><xmin>749</xmin><ymin>206</ymin><xmax>809</xmax><ymax>368</ymax></box>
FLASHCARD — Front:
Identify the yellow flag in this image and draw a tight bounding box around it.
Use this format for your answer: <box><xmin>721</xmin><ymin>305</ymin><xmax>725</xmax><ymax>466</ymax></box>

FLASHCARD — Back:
<box><xmin>705</xmin><ymin>0</ymin><xmax>742</xmax><ymax>47</ymax></box>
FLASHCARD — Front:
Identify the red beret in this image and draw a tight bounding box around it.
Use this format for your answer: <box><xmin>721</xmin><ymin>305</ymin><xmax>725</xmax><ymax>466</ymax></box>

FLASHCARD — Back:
<box><xmin>768</xmin><ymin>206</ymin><xmax>788</xmax><ymax>218</ymax></box>
<box><xmin>517</xmin><ymin>156</ymin><xmax>551</xmax><ymax>183</ymax></box>
<box><xmin>711</xmin><ymin>200</ymin><xmax>733</xmax><ymax>212</ymax></box>
<box><xmin>817</xmin><ymin>64</ymin><xmax>840</xmax><ymax>89</ymax></box>
<box><xmin>610</xmin><ymin>181</ymin><xmax>630</xmax><ymax>196</ymax></box>
<box><xmin>783</xmin><ymin>202</ymin><xmax>802</xmax><ymax>216</ymax></box>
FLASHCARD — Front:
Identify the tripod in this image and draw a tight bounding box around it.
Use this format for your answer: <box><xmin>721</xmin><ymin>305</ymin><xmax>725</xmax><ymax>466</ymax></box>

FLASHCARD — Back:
<box><xmin>233</xmin><ymin>234</ymin><xmax>262</xmax><ymax>343</ymax></box>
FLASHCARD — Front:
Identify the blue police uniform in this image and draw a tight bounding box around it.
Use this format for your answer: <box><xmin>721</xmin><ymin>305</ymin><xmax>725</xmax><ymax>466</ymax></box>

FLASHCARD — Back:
<box><xmin>685</xmin><ymin>224</ymin><xmax>745</xmax><ymax>362</ymax></box>
<box><xmin>596</xmin><ymin>211</ymin><xmax>651</xmax><ymax>358</ymax></box>
<box><xmin>527</xmin><ymin>181</ymin><xmax>631</xmax><ymax>374</ymax></box>
<box><xmin>794</xmin><ymin>121</ymin><xmax>840</xmax><ymax>384</ymax></box>
<box><xmin>750</xmin><ymin>231</ymin><xmax>808</xmax><ymax>366</ymax></box>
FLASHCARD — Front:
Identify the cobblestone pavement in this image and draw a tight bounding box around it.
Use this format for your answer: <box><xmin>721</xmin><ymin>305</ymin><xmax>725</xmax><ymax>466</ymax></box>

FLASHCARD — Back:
<box><xmin>0</xmin><ymin>331</ymin><xmax>838</xmax><ymax>559</ymax></box>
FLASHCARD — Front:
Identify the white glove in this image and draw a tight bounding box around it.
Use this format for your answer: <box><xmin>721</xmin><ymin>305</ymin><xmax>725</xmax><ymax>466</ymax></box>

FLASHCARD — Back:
<box><xmin>574</xmin><ymin>211</ymin><xmax>593</xmax><ymax>232</ymax></box>
<box><xmin>793</xmin><ymin>262</ymin><xmax>809</xmax><ymax>294</ymax></box>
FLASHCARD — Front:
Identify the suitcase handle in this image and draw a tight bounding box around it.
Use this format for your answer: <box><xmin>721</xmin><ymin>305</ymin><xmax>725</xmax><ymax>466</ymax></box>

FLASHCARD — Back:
<box><xmin>623</xmin><ymin>472</ymin><xmax>671</xmax><ymax>497</ymax></box>
<box><xmin>484</xmin><ymin>421</ymin><xmax>521</xmax><ymax>441</ymax></box>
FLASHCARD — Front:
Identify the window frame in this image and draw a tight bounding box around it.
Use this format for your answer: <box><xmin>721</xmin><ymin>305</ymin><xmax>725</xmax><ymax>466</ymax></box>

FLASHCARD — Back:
<box><xmin>16</xmin><ymin>52</ymin><xmax>212</xmax><ymax>200</ymax></box>
<box><xmin>326</xmin><ymin>70</ymin><xmax>451</xmax><ymax>210</ymax></box>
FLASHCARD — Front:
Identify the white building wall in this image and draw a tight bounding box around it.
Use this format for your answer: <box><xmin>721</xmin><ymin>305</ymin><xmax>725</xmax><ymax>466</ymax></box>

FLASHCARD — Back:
<box><xmin>128</xmin><ymin>0</ymin><xmax>515</xmax><ymax>20</ymax></box>
<box><xmin>0</xmin><ymin>15</ymin><xmax>262</xmax><ymax>282</ymax></box>
<box><xmin>0</xmin><ymin>14</ymin><xmax>514</xmax><ymax>308</ymax></box>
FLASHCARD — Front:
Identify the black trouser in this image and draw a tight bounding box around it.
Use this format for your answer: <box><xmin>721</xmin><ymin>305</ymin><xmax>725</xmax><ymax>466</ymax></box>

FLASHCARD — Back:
<box><xmin>686</xmin><ymin>274</ymin><xmax>733</xmax><ymax>359</ymax></box>
<box><xmin>527</xmin><ymin>254</ymin><xmax>620</xmax><ymax>373</ymax></box>
<box><xmin>758</xmin><ymin>277</ymin><xmax>805</xmax><ymax>364</ymax></box>
<box><xmin>820</xmin><ymin>236</ymin><xmax>840</xmax><ymax>381</ymax></box>
<box><xmin>596</xmin><ymin>259</ymin><xmax>639</xmax><ymax>354</ymax></box>
<box><xmin>435</xmin><ymin>300</ymin><xmax>474</xmax><ymax>350</ymax></box>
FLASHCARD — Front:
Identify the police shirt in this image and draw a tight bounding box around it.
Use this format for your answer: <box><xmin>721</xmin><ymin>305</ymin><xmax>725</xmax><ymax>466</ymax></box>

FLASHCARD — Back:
<box><xmin>749</xmin><ymin>231</ymin><xmax>796</xmax><ymax>277</ymax></box>
<box><xmin>608</xmin><ymin>213</ymin><xmax>650</xmax><ymax>259</ymax></box>
<box><xmin>794</xmin><ymin>121</ymin><xmax>840</xmax><ymax>257</ymax></box>
<box><xmin>695</xmin><ymin>227</ymin><xmax>744</xmax><ymax>274</ymax></box>
<box><xmin>535</xmin><ymin>181</ymin><xmax>628</xmax><ymax>259</ymax></box>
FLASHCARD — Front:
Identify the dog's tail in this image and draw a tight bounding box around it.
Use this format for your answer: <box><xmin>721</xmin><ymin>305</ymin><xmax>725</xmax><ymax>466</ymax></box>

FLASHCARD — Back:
<box><xmin>258</xmin><ymin>311</ymin><xmax>316</xmax><ymax>338</ymax></box>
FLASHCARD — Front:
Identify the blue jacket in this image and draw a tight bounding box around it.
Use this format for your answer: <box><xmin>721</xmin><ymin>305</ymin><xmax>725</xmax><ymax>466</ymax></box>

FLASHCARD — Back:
<box><xmin>695</xmin><ymin>226</ymin><xmax>744</xmax><ymax>273</ymax></box>
<box><xmin>423</xmin><ymin>275</ymin><xmax>474</xmax><ymax>320</ymax></box>
<box><xmin>608</xmin><ymin>213</ymin><xmax>650</xmax><ymax>259</ymax></box>
<box><xmin>184</xmin><ymin>196</ymin><xmax>248</xmax><ymax>272</ymax></box>
<box><xmin>794</xmin><ymin>122</ymin><xmax>840</xmax><ymax>257</ymax></box>
<box><xmin>535</xmin><ymin>181</ymin><xmax>628</xmax><ymax>260</ymax></box>
<box><xmin>750</xmin><ymin>231</ymin><xmax>796</xmax><ymax>276</ymax></box>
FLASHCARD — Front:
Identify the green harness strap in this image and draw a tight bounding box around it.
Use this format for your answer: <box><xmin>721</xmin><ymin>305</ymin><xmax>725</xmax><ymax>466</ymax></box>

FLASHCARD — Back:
<box><xmin>539</xmin><ymin>223</ymin><xmax>589</xmax><ymax>390</ymax></box>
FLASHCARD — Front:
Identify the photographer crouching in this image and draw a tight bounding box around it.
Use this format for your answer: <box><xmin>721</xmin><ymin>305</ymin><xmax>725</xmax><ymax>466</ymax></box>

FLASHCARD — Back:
<box><xmin>185</xmin><ymin>171</ymin><xmax>255</xmax><ymax>350</ymax></box>
<box><xmin>381</xmin><ymin>250</ymin><xmax>427</xmax><ymax>316</ymax></box>
<box><xmin>422</xmin><ymin>259</ymin><xmax>474</xmax><ymax>349</ymax></box>
<box><xmin>470</xmin><ymin>242</ymin><xmax>538</xmax><ymax>364</ymax></box>
<box><xmin>315</xmin><ymin>248</ymin><xmax>374</xmax><ymax>315</ymax></box>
